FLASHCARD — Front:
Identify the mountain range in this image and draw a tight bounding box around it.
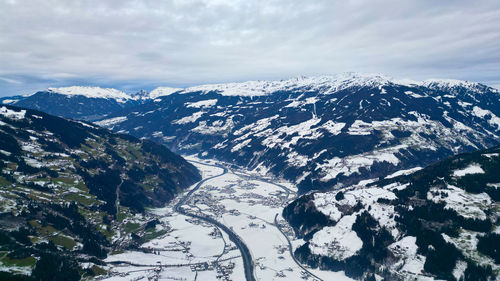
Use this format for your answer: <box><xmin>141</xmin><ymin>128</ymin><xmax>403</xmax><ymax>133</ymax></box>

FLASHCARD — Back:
<box><xmin>1</xmin><ymin>73</ymin><xmax>499</xmax><ymax>280</ymax></box>
<box><xmin>8</xmin><ymin>73</ymin><xmax>497</xmax><ymax>194</ymax></box>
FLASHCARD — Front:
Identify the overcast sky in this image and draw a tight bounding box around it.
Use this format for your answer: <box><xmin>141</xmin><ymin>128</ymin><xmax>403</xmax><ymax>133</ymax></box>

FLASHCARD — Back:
<box><xmin>1</xmin><ymin>0</ymin><xmax>500</xmax><ymax>96</ymax></box>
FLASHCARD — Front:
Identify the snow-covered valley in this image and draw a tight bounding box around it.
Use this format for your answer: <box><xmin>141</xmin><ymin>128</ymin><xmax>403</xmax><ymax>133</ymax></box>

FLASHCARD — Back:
<box><xmin>101</xmin><ymin>157</ymin><xmax>353</xmax><ymax>281</ymax></box>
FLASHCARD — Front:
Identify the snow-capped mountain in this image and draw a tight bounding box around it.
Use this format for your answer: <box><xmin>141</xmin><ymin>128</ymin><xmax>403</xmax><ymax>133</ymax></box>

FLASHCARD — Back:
<box><xmin>283</xmin><ymin>144</ymin><xmax>500</xmax><ymax>280</ymax></box>
<box><xmin>183</xmin><ymin>73</ymin><xmax>406</xmax><ymax>96</ymax></box>
<box><xmin>152</xmin><ymin>73</ymin><xmax>494</xmax><ymax>97</ymax></box>
<box><xmin>94</xmin><ymin>73</ymin><xmax>500</xmax><ymax>193</ymax></box>
<box><xmin>46</xmin><ymin>86</ymin><xmax>133</xmax><ymax>103</ymax></box>
<box><xmin>5</xmin><ymin>86</ymin><xmax>142</xmax><ymax>121</ymax></box>
<box><xmin>2</xmin><ymin>86</ymin><xmax>188</xmax><ymax>120</ymax></box>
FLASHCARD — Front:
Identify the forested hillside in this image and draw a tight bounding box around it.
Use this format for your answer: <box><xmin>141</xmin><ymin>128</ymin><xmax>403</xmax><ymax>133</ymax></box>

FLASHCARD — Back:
<box><xmin>0</xmin><ymin>105</ymin><xmax>200</xmax><ymax>280</ymax></box>
<box><xmin>284</xmin><ymin>145</ymin><xmax>500</xmax><ymax>280</ymax></box>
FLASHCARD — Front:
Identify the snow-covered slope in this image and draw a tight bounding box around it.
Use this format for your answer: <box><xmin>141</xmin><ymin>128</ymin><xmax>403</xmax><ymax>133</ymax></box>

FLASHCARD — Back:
<box><xmin>182</xmin><ymin>73</ymin><xmax>392</xmax><ymax>96</ymax></box>
<box><xmin>97</xmin><ymin>73</ymin><xmax>500</xmax><ymax>194</ymax></box>
<box><xmin>148</xmin><ymin>87</ymin><xmax>184</xmax><ymax>99</ymax></box>
<box><xmin>47</xmin><ymin>86</ymin><xmax>133</xmax><ymax>103</ymax></box>
<box><xmin>284</xmin><ymin>145</ymin><xmax>500</xmax><ymax>280</ymax></box>
<box><xmin>11</xmin><ymin>87</ymin><xmax>142</xmax><ymax>121</ymax></box>
<box><xmin>155</xmin><ymin>73</ymin><xmax>497</xmax><ymax>97</ymax></box>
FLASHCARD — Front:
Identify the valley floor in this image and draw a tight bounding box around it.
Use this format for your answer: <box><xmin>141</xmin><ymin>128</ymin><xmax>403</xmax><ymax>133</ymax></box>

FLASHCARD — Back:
<box><xmin>99</xmin><ymin>157</ymin><xmax>353</xmax><ymax>281</ymax></box>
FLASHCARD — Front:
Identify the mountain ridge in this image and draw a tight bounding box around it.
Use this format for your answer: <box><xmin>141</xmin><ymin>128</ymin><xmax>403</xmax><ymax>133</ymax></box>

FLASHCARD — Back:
<box><xmin>92</xmin><ymin>74</ymin><xmax>500</xmax><ymax>194</ymax></box>
<box><xmin>2</xmin><ymin>74</ymin><xmax>500</xmax><ymax>193</ymax></box>
<box><xmin>3</xmin><ymin>73</ymin><xmax>498</xmax><ymax>101</ymax></box>
<box><xmin>0</xmin><ymin>104</ymin><xmax>200</xmax><ymax>279</ymax></box>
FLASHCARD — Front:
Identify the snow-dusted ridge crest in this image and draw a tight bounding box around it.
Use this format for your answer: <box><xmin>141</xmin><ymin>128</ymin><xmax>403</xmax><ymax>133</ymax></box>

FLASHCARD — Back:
<box><xmin>169</xmin><ymin>72</ymin><xmax>498</xmax><ymax>97</ymax></box>
<box><xmin>41</xmin><ymin>72</ymin><xmax>497</xmax><ymax>101</ymax></box>
<box><xmin>47</xmin><ymin>86</ymin><xmax>133</xmax><ymax>103</ymax></box>
<box><xmin>148</xmin><ymin>87</ymin><xmax>184</xmax><ymax>99</ymax></box>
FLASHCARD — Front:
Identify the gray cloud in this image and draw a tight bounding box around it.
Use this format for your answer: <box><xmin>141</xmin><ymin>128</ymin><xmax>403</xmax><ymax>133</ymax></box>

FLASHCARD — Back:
<box><xmin>1</xmin><ymin>0</ymin><xmax>500</xmax><ymax>95</ymax></box>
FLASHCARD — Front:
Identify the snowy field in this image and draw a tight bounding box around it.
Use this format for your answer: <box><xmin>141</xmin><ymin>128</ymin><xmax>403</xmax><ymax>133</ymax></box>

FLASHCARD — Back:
<box><xmin>101</xmin><ymin>157</ymin><xmax>353</xmax><ymax>281</ymax></box>
<box><xmin>183</xmin><ymin>157</ymin><xmax>352</xmax><ymax>281</ymax></box>
<box><xmin>101</xmin><ymin>161</ymin><xmax>245</xmax><ymax>281</ymax></box>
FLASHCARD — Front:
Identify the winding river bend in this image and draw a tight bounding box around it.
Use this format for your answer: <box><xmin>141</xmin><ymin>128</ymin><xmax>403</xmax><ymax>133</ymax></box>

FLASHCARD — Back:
<box><xmin>173</xmin><ymin>162</ymin><xmax>257</xmax><ymax>281</ymax></box>
<box><xmin>179</xmin><ymin>159</ymin><xmax>323</xmax><ymax>281</ymax></box>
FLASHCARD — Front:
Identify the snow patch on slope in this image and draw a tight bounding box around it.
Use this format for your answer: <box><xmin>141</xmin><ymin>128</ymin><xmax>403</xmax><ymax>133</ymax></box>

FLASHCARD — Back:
<box><xmin>313</xmin><ymin>193</ymin><xmax>342</xmax><ymax>221</ymax></box>
<box><xmin>1</xmin><ymin>99</ymin><xmax>18</xmax><ymax>104</ymax></box>
<box><xmin>186</xmin><ymin>99</ymin><xmax>218</xmax><ymax>108</ymax></box>
<box><xmin>427</xmin><ymin>185</ymin><xmax>490</xmax><ymax>220</ymax></box>
<box><xmin>388</xmin><ymin>236</ymin><xmax>426</xmax><ymax>276</ymax></box>
<box><xmin>94</xmin><ymin>116</ymin><xmax>127</xmax><ymax>127</ymax></box>
<box><xmin>472</xmin><ymin>106</ymin><xmax>500</xmax><ymax>130</ymax></box>
<box><xmin>309</xmin><ymin>215</ymin><xmax>362</xmax><ymax>260</ymax></box>
<box><xmin>322</xmin><ymin>121</ymin><xmax>346</xmax><ymax>135</ymax></box>
<box><xmin>173</xmin><ymin>112</ymin><xmax>205</xmax><ymax>124</ymax></box>
<box><xmin>385</xmin><ymin>167</ymin><xmax>422</xmax><ymax>179</ymax></box>
<box><xmin>452</xmin><ymin>164</ymin><xmax>484</xmax><ymax>177</ymax></box>
<box><xmin>0</xmin><ymin>106</ymin><xmax>26</xmax><ymax>120</ymax></box>
<box><xmin>315</xmin><ymin>148</ymin><xmax>401</xmax><ymax>182</ymax></box>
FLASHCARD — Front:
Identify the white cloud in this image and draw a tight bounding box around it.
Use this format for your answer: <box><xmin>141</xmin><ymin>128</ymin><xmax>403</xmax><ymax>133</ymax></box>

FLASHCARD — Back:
<box><xmin>0</xmin><ymin>0</ymin><xmax>500</xmax><ymax>94</ymax></box>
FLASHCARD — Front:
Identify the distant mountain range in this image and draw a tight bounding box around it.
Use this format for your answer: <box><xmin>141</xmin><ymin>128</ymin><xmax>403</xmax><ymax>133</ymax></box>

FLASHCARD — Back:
<box><xmin>1</xmin><ymin>86</ymin><xmax>185</xmax><ymax>121</ymax></box>
<box><xmin>0</xmin><ymin>104</ymin><xmax>200</xmax><ymax>279</ymax></box>
<box><xmin>3</xmin><ymin>73</ymin><xmax>500</xmax><ymax>194</ymax></box>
